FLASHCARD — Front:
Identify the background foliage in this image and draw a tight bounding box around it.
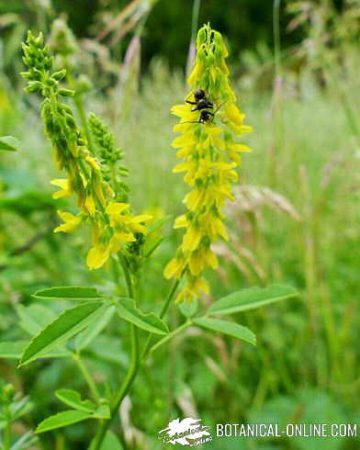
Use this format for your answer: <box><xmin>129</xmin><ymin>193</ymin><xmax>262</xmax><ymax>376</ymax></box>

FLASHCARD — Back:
<box><xmin>0</xmin><ymin>0</ymin><xmax>359</xmax><ymax>449</ymax></box>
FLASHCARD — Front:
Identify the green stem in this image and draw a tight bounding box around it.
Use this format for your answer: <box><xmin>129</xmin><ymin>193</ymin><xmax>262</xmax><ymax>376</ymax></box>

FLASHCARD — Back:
<box><xmin>90</xmin><ymin>276</ymin><xmax>179</xmax><ymax>450</ymax></box>
<box><xmin>191</xmin><ymin>0</ymin><xmax>201</xmax><ymax>44</ymax></box>
<box><xmin>141</xmin><ymin>279</ymin><xmax>180</xmax><ymax>359</ymax></box>
<box><xmin>74</xmin><ymin>93</ymin><xmax>94</xmax><ymax>154</ymax></box>
<box><xmin>90</xmin><ymin>257</ymin><xmax>138</xmax><ymax>450</ymax></box>
<box><xmin>66</xmin><ymin>71</ymin><xmax>94</xmax><ymax>154</ymax></box>
<box><xmin>90</xmin><ymin>324</ymin><xmax>139</xmax><ymax>450</ymax></box>
<box><xmin>120</xmin><ymin>255</ymin><xmax>134</xmax><ymax>298</ymax></box>
<box><xmin>3</xmin><ymin>403</ymin><xmax>11</xmax><ymax>450</ymax></box>
<box><xmin>73</xmin><ymin>353</ymin><xmax>101</xmax><ymax>403</ymax></box>
<box><xmin>149</xmin><ymin>321</ymin><xmax>191</xmax><ymax>355</ymax></box>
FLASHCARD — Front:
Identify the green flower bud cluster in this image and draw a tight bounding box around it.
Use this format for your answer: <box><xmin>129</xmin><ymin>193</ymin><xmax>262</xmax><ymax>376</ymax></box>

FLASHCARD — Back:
<box><xmin>89</xmin><ymin>113</ymin><xmax>130</xmax><ymax>202</ymax></box>
<box><xmin>21</xmin><ymin>30</ymin><xmax>112</xmax><ymax>232</ymax></box>
<box><xmin>21</xmin><ymin>30</ymin><xmax>152</xmax><ymax>271</ymax></box>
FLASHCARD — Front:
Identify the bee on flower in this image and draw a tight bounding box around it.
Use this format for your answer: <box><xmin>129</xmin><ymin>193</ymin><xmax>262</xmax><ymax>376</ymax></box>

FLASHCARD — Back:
<box><xmin>164</xmin><ymin>24</ymin><xmax>252</xmax><ymax>302</ymax></box>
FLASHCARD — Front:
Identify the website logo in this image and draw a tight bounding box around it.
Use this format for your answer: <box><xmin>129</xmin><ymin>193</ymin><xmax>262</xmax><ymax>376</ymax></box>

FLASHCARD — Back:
<box><xmin>158</xmin><ymin>417</ymin><xmax>212</xmax><ymax>446</ymax></box>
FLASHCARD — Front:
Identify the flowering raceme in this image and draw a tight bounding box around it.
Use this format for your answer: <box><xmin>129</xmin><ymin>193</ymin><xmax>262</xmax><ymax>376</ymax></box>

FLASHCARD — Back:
<box><xmin>22</xmin><ymin>31</ymin><xmax>151</xmax><ymax>270</ymax></box>
<box><xmin>164</xmin><ymin>24</ymin><xmax>252</xmax><ymax>302</ymax></box>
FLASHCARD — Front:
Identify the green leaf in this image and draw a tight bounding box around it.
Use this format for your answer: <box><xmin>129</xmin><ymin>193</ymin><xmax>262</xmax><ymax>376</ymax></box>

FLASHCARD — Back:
<box><xmin>19</xmin><ymin>302</ymin><xmax>104</xmax><ymax>366</ymax></box>
<box><xmin>0</xmin><ymin>340</ymin><xmax>69</xmax><ymax>360</ymax></box>
<box><xmin>55</xmin><ymin>389</ymin><xmax>95</xmax><ymax>413</ymax></box>
<box><xmin>0</xmin><ymin>136</ymin><xmax>21</xmax><ymax>152</ymax></box>
<box><xmin>17</xmin><ymin>304</ymin><xmax>56</xmax><ymax>335</ymax></box>
<box><xmin>36</xmin><ymin>410</ymin><xmax>93</xmax><ymax>433</ymax></box>
<box><xmin>115</xmin><ymin>298</ymin><xmax>168</xmax><ymax>335</ymax></box>
<box><xmin>193</xmin><ymin>318</ymin><xmax>256</xmax><ymax>345</ymax></box>
<box><xmin>179</xmin><ymin>299</ymin><xmax>199</xmax><ymax>318</ymax></box>
<box><xmin>75</xmin><ymin>305</ymin><xmax>115</xmax><ymax>351</ymax></box>
<box><xmin>0</xmin><ymin>341</ymin><xmax>27</xmax><ymax>359</ymax></box>
<box><xmin>100</xmin><ymin>430</ymin><xmax>124</xmax><ymax>450</ymax></box>
<box><xmin>33</xmin><ymin>286</ymin><xmax>103</xmax><ymax>301</ymax></box>
<box><xmin>209</xmin><ymin>284</ymin><xmax>298</xmax><ymax>316</ymax></box>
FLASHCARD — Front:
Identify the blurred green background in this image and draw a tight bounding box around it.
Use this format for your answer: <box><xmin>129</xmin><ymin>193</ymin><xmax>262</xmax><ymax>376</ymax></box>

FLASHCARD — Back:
<box><xmin>0</xmin><ymin>0</ymin><xmax>359</xmax><ymax>449</ymax></box>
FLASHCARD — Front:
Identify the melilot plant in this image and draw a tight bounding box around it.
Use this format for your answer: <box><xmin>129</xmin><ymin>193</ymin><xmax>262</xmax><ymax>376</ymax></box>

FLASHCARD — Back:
<box><xmin>2</xmin><ymin>24</ymin><xmax>298</xmax><ymax>449</ymax></box>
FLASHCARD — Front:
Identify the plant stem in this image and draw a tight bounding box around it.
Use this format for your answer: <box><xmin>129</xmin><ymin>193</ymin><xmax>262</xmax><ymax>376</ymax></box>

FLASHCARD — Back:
<box><xmin>90</xmin><ymin>276</ymin><xmax>179</xmax><ymax>449</ymax></box>
<box><xmin>191</xmin><ymin>0</ymin><xmax>201</xmax><ymax>44</ymax></box>
<box><xmin>90</xmin><ymin>257</ymin><xmax>138</xmax><ymax>450</ymax></box>
<box><xmin>90</xmin><ymin>324</ymin><xmax>139</xmax><ymax>450</ymax></box>
<box><xmin>66</xmin><ymin>71</ymin><xmax>94</xmax><ymax>154</ymax></box>
<box><xmin>3</xmin><ymin>403</ymin><xmax>12</xmax><ymax>450</ymax></box>
<box><xmin>74</xmin><ymin>92</ymin><xmax>94</xmax><ymax>154</ymax></box>
<box><xmin>149</xmin><ymin>321</ymin><xmax>191</xmax><ymax>355</ymax></box>
<box><xmin>73</xmin><ymin>353</ymin><xmax>101</xmax><ymax>403</ymax></box>
<box><xmin>141</xmin><ymin>279</ymin><xmax>180</xmax><ymax>359</ymax></box>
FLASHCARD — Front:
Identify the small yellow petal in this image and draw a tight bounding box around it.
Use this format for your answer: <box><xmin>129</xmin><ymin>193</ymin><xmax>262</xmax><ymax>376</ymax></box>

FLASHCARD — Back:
<box><xmin>54</xmin><ymin>211</ymin><xmax>82</xmax><ymax>233</ymax></box>
<box><xmin>86</xmin><ymin>243</ymin><xmax>110</xmax><ymax>270</ymax></box>
<box><xmin>85</xmin><ymin>155</ymin><xmax>101</xmax><ymax>171</ymax></box>
<box><xmin>174</xmin><ymin>215</ymin><xmax>187</xmax><ymax>229</ymax></box>
<box><xmin>84</xmin><ymin>196</ymin><xmax>96</xmax><ymax>216</ymax></box>
<box><xmin>106</xmin><ymin>202</ymin><xmax>129</xmax><ymax>215</ymax></box>
<box><xmin>164</xmin><ymin>258</ymin><xmax>184</xmax><ymax>279</ymax></box>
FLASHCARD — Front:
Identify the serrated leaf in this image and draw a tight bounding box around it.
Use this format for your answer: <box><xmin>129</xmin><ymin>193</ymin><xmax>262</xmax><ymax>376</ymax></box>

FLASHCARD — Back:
<box><xmin>75</xmin><ymin>305</ymin><xmax>115</xmax><ymax>351</ymax></box>
<box><xmin>36</xmin><ymin>410</ymin><xmax>93</xmax><ymax>433</ymax></box>
<box><xmin>193</xmin><ymin>318</ymin><xmax>256</xmax><ymax>345</ymax></box>
<box><xmin>19</xmin><ymin>302</ymin><xmax>104</xmax><ymax>366</ymax></box>
<box><xmin>55</xmin><ymin>389</ymin><xmax>95</xmax><ymax>413</ymax></box>
<box><xmin>33</xmin><ymin>286</ymin><xmax>102</xmax><ymax>301</ymax></box>
<box><xmin>209</xmin><ymin>284</ymin><xmax>298</xmax><ymax>315</ymax></box>
<box><xmin>115</xmin><ymin>298</ymin><xmax>168</xmax><ymax>335</ymax></box>
<box><xmin>0</xmin><ymin>136</ymin><xmax>21</xmax><ymax>152</ymax></box>
<box><xmin>100</xmin><ymin>430</ymin><xmax>124</xmax><ymax>450</ymax></box>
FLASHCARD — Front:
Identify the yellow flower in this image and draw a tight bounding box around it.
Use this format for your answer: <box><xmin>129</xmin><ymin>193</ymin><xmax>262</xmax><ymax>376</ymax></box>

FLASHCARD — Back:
<box><xmin>54</xmin><ymin>211</ymin><xmax>82</xmax><ymax>233</ymax></box>
<box><xmin>86</xmin><ymin>241</ymin><xmax>111</xmax><ymax>270</ymax></box>
<box><xmin>84</xmin><ymin>195</ymin><xmax>96</xmax><ymax>216</ymax></box>
<box><xmin>85</xmin><ymin>155</ymin><xmax>101</xmax><ymax>171</ymax></box>
<box><xmin>164</xmin><ymin>257</ymin><xmax>185</xmax><ymax>279</ymax></box>
<box><xmin>50</xmin><ymin>179</ymin><xmax>71</xmax><ymax>199</ymax></box>
<box><xmin>176</xmin><ymin>277</ymin><xmax>210</xmax><ymax>303</ymax></box>
<box><xmin>164</xmin><ymin>24</ymin><xmax>252</xmax><ymax>302</ymax></box>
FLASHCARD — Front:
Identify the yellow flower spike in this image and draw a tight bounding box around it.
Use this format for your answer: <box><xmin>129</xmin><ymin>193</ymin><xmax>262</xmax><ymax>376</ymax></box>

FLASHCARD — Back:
<box><xmin>50</xmin><ymin>179</ymin><xmax>71</xmax><ymax>199</ymax></box>
<box><xmin>22</xmin><ymin>33</ymin><xmax>144</xmax><ymax>270</ymax></box>
<box><xmin>164</xmin><ymin>23</ymin><xmax>252</xmax><ymax>302</ymax></box>
<box><xmin>54</xmin><ymin>211</ymin><xmax>82</xmax><ymax>233</ymax></box>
